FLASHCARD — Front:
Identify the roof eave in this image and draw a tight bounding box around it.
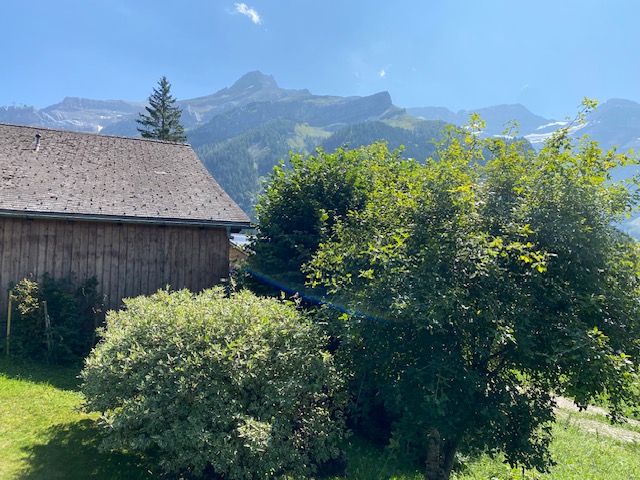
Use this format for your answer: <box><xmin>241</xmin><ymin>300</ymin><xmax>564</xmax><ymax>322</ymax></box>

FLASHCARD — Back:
<box><xmin>0</xmin><ymin>209</ymin><xmax>251</xmax><ymax>231</ymax></box>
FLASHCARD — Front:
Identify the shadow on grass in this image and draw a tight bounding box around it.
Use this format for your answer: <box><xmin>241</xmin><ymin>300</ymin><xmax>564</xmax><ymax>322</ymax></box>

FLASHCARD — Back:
<box><xmin>0</xmin><ymin>358</ymin><xmax>82</xmax><ymax>391</ymax></box>
<box><xmin>20</xmin><ymin>418</ymin><xmax>153</xmax><ymax>480</ymax></box>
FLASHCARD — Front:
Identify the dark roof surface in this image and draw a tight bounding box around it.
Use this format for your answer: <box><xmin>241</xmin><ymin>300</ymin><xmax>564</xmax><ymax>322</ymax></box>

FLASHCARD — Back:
<box><xmin>0</xmin><ymin>123</ymin><xmax>250</xmax><ymax>227</ymax></box>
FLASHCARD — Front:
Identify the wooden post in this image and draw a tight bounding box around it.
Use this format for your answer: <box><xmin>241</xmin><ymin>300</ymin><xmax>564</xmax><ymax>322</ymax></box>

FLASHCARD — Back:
<box><xmin>43</xmin><ymin>300</ymin><xmax>52</xmax><ymax>353</ymax></box>
<box><xmin>6</xmin><ymin>293</ymin><xmax>12</xmax><ymax>357</ymax></box>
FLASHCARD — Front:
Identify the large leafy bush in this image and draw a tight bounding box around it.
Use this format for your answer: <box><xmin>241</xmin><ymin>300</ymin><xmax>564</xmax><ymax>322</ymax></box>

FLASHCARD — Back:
<box><xmin>81</xmin><ymin>288</ymin><xmax>346</xmax><ymax>479</ymax></box>
<box><xmin>6</xmin><ymin>274</ymin><xmax>102</xmax><ymax>363</ymax></box>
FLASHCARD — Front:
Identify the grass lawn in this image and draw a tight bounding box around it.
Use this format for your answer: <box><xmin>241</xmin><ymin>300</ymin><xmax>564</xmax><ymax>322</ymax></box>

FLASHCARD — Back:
<box><xmin>1</xmin><ymin>359</ymin><xmax>639</xmax><ymax>480</ymax></box>
<box><xmin>0</xmin><ymin>359</ymin><xmax>151</xmax><ymax>480</ymax></box>
<box><xmin>339</xmin><ymin>421</ymin><xmax>640</xmax><ymax>480</ymax></box>
<box><xmin>339</xmin><ymin>412</ymin><xmax>640</xmax><ymax>480</ymax></box>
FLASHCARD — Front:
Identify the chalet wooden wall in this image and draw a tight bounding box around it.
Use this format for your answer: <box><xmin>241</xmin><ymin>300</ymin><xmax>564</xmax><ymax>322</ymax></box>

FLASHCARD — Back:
<box><xmin>0</xmin><ymin>216</ymin><xmax>229</xmax><ymax>324</ymax></box>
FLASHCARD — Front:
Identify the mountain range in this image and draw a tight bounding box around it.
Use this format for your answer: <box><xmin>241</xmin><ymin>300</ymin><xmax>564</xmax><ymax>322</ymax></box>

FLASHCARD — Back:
<box><xmin>2</xmin><ymin>71</ymin><xmax>640</xmax><ymax>231</ymax></box>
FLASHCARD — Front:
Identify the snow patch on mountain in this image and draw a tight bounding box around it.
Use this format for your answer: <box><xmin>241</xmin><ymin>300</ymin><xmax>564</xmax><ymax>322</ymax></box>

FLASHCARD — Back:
<box><xmin>536</xmin><ymin>121</ymin><xmax>568</xmax><ymax>130</ymax></box>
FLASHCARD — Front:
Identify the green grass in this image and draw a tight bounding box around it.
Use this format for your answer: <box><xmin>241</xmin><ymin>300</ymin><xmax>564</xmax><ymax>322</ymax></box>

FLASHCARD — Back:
<box><xmin>383</xmin><ymin>114</ymin><xmax>427</xmax><ymax>131</ymax></box>
<box><xmin>0</xmin><ymin>359</ymin><xmax>150</xmax><ymax>480</ymax></box>
<box><xmin>287</xmin><ymin>123</ymin><xmax>332</xmax><ymax>152</ymax></box>
<box><xmin>1</xmin><ymin>359</ymin><xmax>639</xmax><ymax>480</ymax></box>
<box><xmin>452</xmin><ymin>422</ymin><xmax>640</xmax><ymax>479</ymax></box>
<box><xmin>334</xmin><ymin>420</ymin><xmax>640</xmax><ymax>480</ymax></box>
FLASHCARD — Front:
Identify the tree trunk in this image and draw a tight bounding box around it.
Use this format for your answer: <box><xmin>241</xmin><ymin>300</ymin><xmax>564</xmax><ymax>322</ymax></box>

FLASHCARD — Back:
<box><xmin>442</xmin><ymin>440</ymin><xmax>458</xmax><ymax>480</ymax></box>
<box><xmin>424</xmin><ymin>429</ymin><xmax>458</xmax><ymax>480</ymax></box>
<box><xmin>425</xmin><ymin>428</ymin><xmax>443</xmax><ymax>480</ymax></box>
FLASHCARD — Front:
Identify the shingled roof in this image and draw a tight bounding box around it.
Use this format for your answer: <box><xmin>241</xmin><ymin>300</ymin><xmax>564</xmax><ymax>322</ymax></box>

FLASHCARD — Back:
<box><xmin>0</xmin><ymin>123</ymin><xmax>250</xmax><ymax>228</ymax></box>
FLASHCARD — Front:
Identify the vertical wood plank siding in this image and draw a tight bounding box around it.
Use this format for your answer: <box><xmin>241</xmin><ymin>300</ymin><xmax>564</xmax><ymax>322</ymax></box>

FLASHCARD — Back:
<box><xmin>0</xmin><ymin>217</ymin><xmax>229</xmax><ymax>324</ymax></box>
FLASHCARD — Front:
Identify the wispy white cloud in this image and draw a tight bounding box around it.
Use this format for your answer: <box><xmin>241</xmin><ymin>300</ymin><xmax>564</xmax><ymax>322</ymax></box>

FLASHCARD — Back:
<box><xmin>379</xmin><ymin>69</ymin><xmax>386</xmax><ymax>78</ymax></box>
<box><xmin>234</xmin><ymin>3</ymin><xmax>262</xmax><ymax>24</ymax></box>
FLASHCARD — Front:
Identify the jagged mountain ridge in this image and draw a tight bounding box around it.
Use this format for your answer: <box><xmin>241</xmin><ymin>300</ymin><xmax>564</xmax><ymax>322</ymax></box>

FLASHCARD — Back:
<box><xmin>178</xmin><ymin>71</ymin><xmax>310</xmax><ymax>125</ymax></box>
<box><xmin>3</xmin><ymin>71</ymin><xmax>639</xmax><ymax>153</ymax></box>
<box><xmin>408</xmin><ymin>99</ymin><xmax>640</xmax><ymax>152</ymax></box>
<box><xmin>186</xmin><ymin>91</ymin><xmax>400</xmax><ymax>146</ymax></box>
<box><xmin>578</xmin><ymin>99</ymin><xmax>640</xmax><ymax>152</ymax></box>
<box><xmin>3</xmin><ymin>72</ymin><xmax>640</xmax><ymax>225</ymax></box>
<box><xmin>0</xmin><ymin>71</ymin><xmax>311</xmax><ymax>133</ymax></box>
<box><xmin>3</xmin><ymin>71</ymin><xmax>401</xmax><ymax>135</ymax></box>
<box><xmin>408</xmin><ymin>104</ymin><xmax>551</xmax><ymax>137</ymax></box>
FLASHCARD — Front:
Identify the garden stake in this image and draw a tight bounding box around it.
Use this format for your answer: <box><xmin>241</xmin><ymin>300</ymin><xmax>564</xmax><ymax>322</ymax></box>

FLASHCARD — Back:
<box><xmin>6</xmin><ymin>294</ymin><xmax>12</xmax><ymax>357</ymax></box>
<box><xmin>43</xmin><ymin>300</ymin><xmax>52</xmax><ymax>352</ymax></box>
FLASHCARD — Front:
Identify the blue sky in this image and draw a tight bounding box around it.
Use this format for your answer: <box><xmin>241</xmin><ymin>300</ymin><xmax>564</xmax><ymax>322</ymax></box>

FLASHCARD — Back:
<box><xmin>2</xmin><ymin>0</ymin><xmax>638</xmax><ymax>119</ymax></box>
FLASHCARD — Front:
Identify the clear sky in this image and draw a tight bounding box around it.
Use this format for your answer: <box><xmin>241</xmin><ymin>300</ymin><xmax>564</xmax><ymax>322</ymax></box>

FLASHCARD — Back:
<box><xmin>2</xmin><ymin>0</ymin><xmax>638</xmax><ymax>120</ymax></box>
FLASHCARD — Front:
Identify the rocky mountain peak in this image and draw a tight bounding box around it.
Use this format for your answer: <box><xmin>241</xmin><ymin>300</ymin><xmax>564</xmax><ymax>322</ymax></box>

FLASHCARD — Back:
<box><xmin>228</xmin><ymin>71</ymin><xmax>278</xmax><ymax>93</ymax></box>
<box><xmin>600</xmin><ymin>98</ymin><xmax>640</xmax><ymax>109</ymax></box>
<box><xmin>43</xmin><ymin>97</ymin><xmax>141</xmax><ymax>114</ymax></box>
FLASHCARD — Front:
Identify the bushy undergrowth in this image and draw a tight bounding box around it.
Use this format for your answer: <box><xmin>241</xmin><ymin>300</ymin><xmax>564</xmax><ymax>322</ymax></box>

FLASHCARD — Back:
<box><xmin>6</xmin><ymin>274</ymin><xmax>102</xmax><ymax>364</ymax></box>
<box><xmin>81</xmin><ymin>287</ymin><xmax>346</xmax><ymax>479</ymax></box>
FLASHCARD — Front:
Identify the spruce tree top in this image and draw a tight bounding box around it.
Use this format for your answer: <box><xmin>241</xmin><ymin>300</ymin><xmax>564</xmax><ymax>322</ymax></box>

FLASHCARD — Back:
<box><xmin>137</xmin><ymin>76</ymin><xmax>187</xmax><ymax>143</ymax></box>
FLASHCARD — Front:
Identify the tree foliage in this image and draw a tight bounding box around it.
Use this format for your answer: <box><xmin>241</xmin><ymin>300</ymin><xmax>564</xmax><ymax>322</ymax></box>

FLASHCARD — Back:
<box><xmin>6</xmin><ymin>274</ymin><xmax>102</xmax><ymax>363</ymax></box>
<box><xmin>195</xmin><ymin>118</ymin><xmax>303</xmax><ymax>217</ymax></box>
<box><xmin>136</xmin><ymin>76</ymin><xmax>186</xmax><ymax>142</ymax></box>
<box><xmin>248</xmin><ymin>143</ymin><xmax>405</xmax><ymax>290</ymax></box>
<box><xmin>252</xmin><ymin>104</ymin><xmax>640</xmax><ymax>479</ymax></box>
<box><xmin>321</xmin><ymin>119</ymin><xmax>446</xmax><ymax>162</ymax></box>
<box><xmin>81</xmin><ymin>288</ymin><xmax>346</xmax><ymax>479</ymax></box>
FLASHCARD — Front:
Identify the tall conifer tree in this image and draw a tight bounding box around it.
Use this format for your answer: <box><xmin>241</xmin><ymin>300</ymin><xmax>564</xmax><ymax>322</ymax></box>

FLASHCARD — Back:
<box><xmin>137</xmin><ymin>76</ymin><xmax>186</xmax><ymax>142</ymax></box>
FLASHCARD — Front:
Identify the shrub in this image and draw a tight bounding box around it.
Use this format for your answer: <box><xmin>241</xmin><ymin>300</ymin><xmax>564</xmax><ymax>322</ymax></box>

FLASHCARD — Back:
<box><xmin>81</xmin><ymin>287</ymin><xmax>346</xmax><ymax>479</ymax></box>
<box><xmin>7</xmin><ymin>274</ymin><xmax>102</xmax><ymax>363</ymax></box>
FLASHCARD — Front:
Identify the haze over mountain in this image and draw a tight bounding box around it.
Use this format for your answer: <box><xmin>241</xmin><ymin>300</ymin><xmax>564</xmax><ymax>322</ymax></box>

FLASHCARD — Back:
<box><xmin>2</xmin><ymin>71</ymin><xmax>640</xmax><ymax>229</ymax></box>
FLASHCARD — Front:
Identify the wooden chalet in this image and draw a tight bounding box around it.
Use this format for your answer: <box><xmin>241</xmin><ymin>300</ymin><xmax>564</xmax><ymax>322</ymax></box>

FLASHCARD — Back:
<box><xmin>0</xmin><ymin>122</ymin><xmax>250</xmax><ymax>322</ymax></box>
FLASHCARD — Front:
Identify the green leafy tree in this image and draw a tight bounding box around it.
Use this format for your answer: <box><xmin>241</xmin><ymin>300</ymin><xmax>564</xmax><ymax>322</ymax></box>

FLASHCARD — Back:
<box><xmin>82</xmin><ymin>288</ymin><xmax>346</xmax><ymax>479</ymax></box>
<box><xmin>252</xmin><ymin>104</ymin><xmax>640</xmax><ymax>479</ymax></box>
<box><xmin>248</xmin><ymin>143</ymin><xmax>405</xmax><ymax>291</ymax></box>
<box><xmin>136</xmin><ymin>76</ymin><xmax>186</xmax><ymax>142</ymax></box>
